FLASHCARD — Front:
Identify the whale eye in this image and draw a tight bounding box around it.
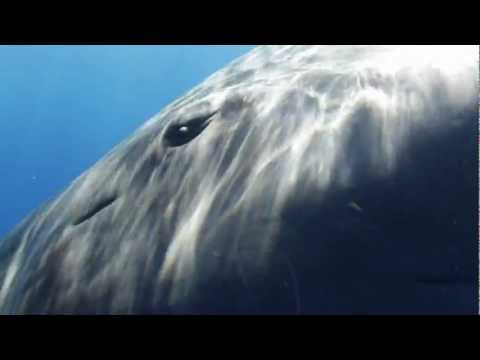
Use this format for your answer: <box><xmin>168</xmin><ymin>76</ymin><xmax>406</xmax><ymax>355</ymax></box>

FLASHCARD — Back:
<box><xmin>164</xmin><ymin>111</ymin><xmax>217</xmax><ymax>147</ymax></box>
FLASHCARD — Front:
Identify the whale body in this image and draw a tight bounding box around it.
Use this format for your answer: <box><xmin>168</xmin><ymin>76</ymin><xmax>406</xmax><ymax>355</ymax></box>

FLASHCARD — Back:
<box><xmin>0</xmin><ymin>45</ymin><xmax>478</xmax><ymax>314</ymax></box>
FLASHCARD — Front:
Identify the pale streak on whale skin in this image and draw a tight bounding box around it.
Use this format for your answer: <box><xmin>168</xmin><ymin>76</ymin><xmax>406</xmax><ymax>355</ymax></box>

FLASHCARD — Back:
<box><xmin>0</xmin><ymin>45</ymin><xmax>478</xmax><ymax>314</ymax></box>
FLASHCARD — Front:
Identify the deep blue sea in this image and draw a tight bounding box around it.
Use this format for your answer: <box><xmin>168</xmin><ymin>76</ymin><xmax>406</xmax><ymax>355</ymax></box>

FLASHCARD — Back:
<box><xmin>0</xmin><ymin>45</ymin><xmax>255</xmax><ymax>239</ymax></box>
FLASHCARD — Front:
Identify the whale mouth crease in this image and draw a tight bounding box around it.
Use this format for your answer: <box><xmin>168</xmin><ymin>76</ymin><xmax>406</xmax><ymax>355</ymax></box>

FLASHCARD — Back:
<box><xmin>72</xmin><ymin>195</ymin><xmax>118</xmax><ymax>226</ymax></box>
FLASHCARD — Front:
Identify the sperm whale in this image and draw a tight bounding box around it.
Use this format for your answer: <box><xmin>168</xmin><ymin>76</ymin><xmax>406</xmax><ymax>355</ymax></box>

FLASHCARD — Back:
<box><xmin>0</xmin><ymin>45</ymin><xmax>477</xmax><ymax>314</ymax></box>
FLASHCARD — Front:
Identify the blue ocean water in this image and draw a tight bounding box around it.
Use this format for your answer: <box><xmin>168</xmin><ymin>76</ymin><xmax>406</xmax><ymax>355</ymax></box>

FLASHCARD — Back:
<box><xmin>0</xmin><ymin>45</ymin><xmax>256</xmax><ymax>239</ymax></box>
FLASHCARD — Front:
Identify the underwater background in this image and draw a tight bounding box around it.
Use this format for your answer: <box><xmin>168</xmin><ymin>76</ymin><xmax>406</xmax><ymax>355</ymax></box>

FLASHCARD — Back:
<box><xmin>0</xmin><ymin>45</ymin><xmax>255</xmax><ymax>239</ymax></box>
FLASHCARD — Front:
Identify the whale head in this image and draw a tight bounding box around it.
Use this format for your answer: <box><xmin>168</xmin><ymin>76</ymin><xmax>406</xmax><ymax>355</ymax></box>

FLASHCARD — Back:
<box><xmin>0</xmin><ymin>45</ymin><xmax>478</xmax><ymax>314</ymax></box>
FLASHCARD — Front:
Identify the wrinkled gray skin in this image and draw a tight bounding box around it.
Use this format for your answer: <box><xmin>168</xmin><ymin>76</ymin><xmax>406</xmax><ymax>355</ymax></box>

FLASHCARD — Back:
<box><xmin>0</xmin><ymin>46</ymin><xmax>478</xmax><ymax>314</ymax></box>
